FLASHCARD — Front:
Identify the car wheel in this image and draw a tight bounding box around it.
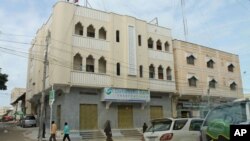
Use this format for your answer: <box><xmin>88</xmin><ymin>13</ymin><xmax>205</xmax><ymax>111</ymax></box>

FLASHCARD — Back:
<box><xmin>218</xmin><ymin>135</ymin><xmax>228</xmax><ymax>141</ymax></box>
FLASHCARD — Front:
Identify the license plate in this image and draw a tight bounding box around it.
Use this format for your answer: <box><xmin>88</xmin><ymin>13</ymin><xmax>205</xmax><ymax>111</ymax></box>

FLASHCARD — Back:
<box><xmin>147</xmin><ymin>137</ymin><xmax>156</xmax><ymax>141</ymax></box>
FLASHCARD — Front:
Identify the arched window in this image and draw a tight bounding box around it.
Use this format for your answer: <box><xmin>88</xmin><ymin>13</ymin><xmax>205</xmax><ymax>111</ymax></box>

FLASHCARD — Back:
<box><xmin>209</xmin><ymin>79</ymin><xmax>217</xmax><ymax>88</ymax></box>
<box><xmin>75</xmin><ymin>22</ymin><xmax>83</xmax><ymax>35</ymax></box>
<box><xmin>148</xmin><ymin>38</ymin><xmax>153</xmax><ymax>49</ymax></box>
<box><xmin>188</xmin><ymin>76</ymin><xmax>197</xmax><ymax>87</ymax></box>
<box><xmin>87</xmin><ymin>25</ymin><xmax>95</xmax><ymax>38</ymax></box>
<box><xmin>117</xmin><ymin>63</ymin><xmax>120</xmax><ymax>76</ymax></box>
<box><xmin>165</xmin><ymin>41</ymin><xmax>169</xmax><ymax>51</ymax></box>
<box><xmin>230</xmin><ymin>82</ymin><xmax>237</xmax><ymax>90</ymax></box>
<box><xmin>187</xmin><ymin>55</ymin><xmax>195</xmax><ymax>65</ymax></box>
<box><xmin>157</xmin><ymin>40</ymin><xmax>162</xmax><ymax>50</ymax></box>
<box><xmin>138</xmin><ymin>35</ymin><xmax>141</xmax><ymax>46</ymax></box>
<box><xmin>86</xmin><ymin>55</ymin><xmax>94</xmax><ymax>72</ymax></box>
<box><xmin>73</xmin><ymin>53</ymin><xmax>82</xmax><ymax>71</ymax></box>
<box><xmin>158</xmin><ymin>65</ymin><xmax>163</xmax><ymax>79</ymax></box>
<box><xmin>99</xmin><ymin>27</ymin><xmax>106</xmax><ymax>40</ymax></box>
<box><xmin>207</xmin><ymin>59</ymin><xmax>215</xmax><ymax>68</ymax></box>
<box><xmin>98</xmin><ymin>57</ymin><xmax>106</xmax><ymax>73</ymax></box>
<box><xmin>228</xmin><ymin>64</ymin><xmax>234</xmax><ymax>72</ymax></box>
<box><xmin>116</xmin><ymin>30</ymin><xmax>120</xmax><ymax>42</ymax></box>
<box><xmin>139</xmin><ymin>65</ymin><xmax>143</xmax><ymax>78</ymax></box>
<box><xmin>149</xmin><ymin>64</ymin><xmax>155</xmax><ymax>78</ymax></box>
<box><xmin>166</xmin><ymin>67</ymin><xmax>172</xmax><ymax>80</ymax></box>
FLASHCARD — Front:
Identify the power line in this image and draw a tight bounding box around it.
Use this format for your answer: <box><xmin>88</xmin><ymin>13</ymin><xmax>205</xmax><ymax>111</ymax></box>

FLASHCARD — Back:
<box><xmin>0</xmin><ymin>44</ymin><xmax>248</xmax><ymax>94</ymax></box>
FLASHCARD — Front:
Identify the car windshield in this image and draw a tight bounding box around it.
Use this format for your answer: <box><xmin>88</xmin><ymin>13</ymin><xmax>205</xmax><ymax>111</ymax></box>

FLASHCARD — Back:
<box><xmin>146</xmin><ymin>120</ymin><xmax>172</xmax><ymax>132</ymax></box>
<box><xmin>204</xmin><ymin>102</ymin><xmax>247</xmax><ymax>126</ymax></box>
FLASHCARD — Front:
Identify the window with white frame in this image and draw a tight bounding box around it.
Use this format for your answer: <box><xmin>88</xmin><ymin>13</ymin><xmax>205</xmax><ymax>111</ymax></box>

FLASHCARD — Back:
<box><xmin>73</xmin><ymin>53</ymin><xmax>82</xmax><ymax>71</ymax></box>
<box><xmin>87</xmin><ymin>25</ymin><xmax>95</xmax><ymax>38</ymax></box>
<box><xmin>149</xmin><ymin>64</ymin><xmax>155</xmax><ymax>78</ymax></box>
<box><xmin>98</xmin><ymin>27</ymin><xmax>106</xmax><ymax>40</ymax></box>
<box><xmin>86</xmin><ymin>55</ymin><xmax>94</xmax><ymax>72</ymax></box>
<box><xmin>148</xmin><ymin>38</ymin><xmax>153</xmax><ymax>49</ymax></box>
<box><xmin>98</xmin><ymin>57</ymin><xmax>106</xmax><ymax>73</ymax></box>
<box><xmin>207</xmin><ymin>59</ymin><xmax>214</xmax><ymax>68</ymax></box>
<box><xmin>158</xmin><ymin>65</ymin><xmax>163</xmax><ymax>79</ymax></box>
<box><xmin>188</xmin><ymin>76</ymin><xmax>197</xmax><ymax>87</ymax></box>
<box><xmin>187</xmin><ymin>55</ymin><xmax>195</xmax><ymax>65</ymax></box>
<box><xmin>75</xmin><ymin>22</ymin><xmax>83</xmax><ymax>35</ymax></box>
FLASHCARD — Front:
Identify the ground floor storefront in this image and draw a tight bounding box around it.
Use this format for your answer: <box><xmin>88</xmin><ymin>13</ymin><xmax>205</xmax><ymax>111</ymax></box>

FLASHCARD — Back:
<box><xmin>41</xmin><ymin>87</ymin><xmax>173</xmax><ymax>130</ymax></box>
<box><xmin>175</xmin><ymin>95</ymin><xmax>236</xmax><ymax>118</ymax></box>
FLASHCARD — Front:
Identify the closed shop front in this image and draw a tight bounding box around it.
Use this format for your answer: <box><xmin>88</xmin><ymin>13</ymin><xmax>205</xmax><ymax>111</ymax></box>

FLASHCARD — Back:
<box><xmin>150</xmin><ymin>106</ymin><xmax>163</xmax><ymax>120</ymax></box>
<box><xmin>80</xmin><ymin>104</ymin><xmax>98</xmax><ymax>130</ymax></box>
<box><xmin>118</xmin><ymin>105</ymin><xmax>133</xmax><ymax>128</ymax></box>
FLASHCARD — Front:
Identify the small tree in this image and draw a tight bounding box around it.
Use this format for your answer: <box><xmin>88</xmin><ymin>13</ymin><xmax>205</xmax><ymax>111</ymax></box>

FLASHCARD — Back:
<box><xmin>0</xmin><ymin>73</ymin><xmax>8</xmax><ymax>90</ymax></box>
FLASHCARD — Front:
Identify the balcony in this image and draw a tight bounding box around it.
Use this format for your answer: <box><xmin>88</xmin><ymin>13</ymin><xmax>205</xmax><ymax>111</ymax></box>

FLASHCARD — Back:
<box><xmin>148</xmin><ymin>50</ymin><xmax>173</xmax><ymax>61</ymax></box>
<box><xmin>150</xmin><ymin>79</ymin><xmax>176</xmax><ymax>92</ymax></box>
<box><xmin>70</xmin><ymin>71</ymin><xmax>111</xmax><ymax>87</ymax></box>
<box><xmin>72</xmin><ymin>35</ymin><xmax>110</xmax><ymax>51</ymax></box>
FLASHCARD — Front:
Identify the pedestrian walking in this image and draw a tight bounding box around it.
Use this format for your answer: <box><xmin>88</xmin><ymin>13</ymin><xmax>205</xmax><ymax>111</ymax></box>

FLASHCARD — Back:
<box><xmin>42</xmin><ymin>122</ymin><xmax>46</xmax><ymax>138</ymax></box>
<box><xmin>49</xmin><ymin>121</ymin><xmax>57</xmax><ymax>141</ymax></box>
<box><xmin>142</xmin><ymin>122</ymin><xmax>148</xmax><ymax>133</ymax></box>
<box><xmin>104</xmin><ymin>120</ymin><xmax>113</xmax><ymax>141</ymax></box>
<box><xmin>63</xmin><ymin>122</ymin><xmax>71</xmax><ymax>141</ymax></box>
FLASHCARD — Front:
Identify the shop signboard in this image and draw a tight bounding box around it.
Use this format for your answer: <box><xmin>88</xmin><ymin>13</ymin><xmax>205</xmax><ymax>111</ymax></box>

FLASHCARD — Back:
<box><xmin>102</xmin><ymin>87</ymin><xmax>150</xmax><ymax>102</ymax></box>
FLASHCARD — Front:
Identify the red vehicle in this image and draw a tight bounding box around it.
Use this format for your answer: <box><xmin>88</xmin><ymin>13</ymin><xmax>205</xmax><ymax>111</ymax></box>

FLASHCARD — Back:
<box><xmin>2</xmin><ymin>115</ymin><xmax>14</xmax><ymax>122</ymax></box>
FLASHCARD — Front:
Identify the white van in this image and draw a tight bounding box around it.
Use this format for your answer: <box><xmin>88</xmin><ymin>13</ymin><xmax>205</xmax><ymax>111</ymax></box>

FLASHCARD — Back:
<box><xmin>142</xmin><ymin>118</ymin><xmax>203</xmax><ymax>141</ymax></box>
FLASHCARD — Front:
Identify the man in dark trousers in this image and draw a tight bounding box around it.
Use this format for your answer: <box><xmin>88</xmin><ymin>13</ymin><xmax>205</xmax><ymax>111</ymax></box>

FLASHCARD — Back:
<box><xmin>104</xmin><ymin>120</ymin><xmax>113</xmax><ymax>141</ymax></box>
<box><xmin>42</xmin><ymin>122</ymin><xmax>46</xmax><ymax>138</ymax></box>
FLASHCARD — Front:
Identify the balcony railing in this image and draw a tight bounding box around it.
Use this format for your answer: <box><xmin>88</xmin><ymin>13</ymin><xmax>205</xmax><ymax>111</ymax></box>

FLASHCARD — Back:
<box><xmin>71</xmin><ymin>71</ymin><xmax>111</xmax><ymax>87</ymax></box>
<box><xmin>148</xmin><ymin>49</ymin><xmax>173</xmax><ymax>61</ymax></box>
<box><xmin>150</xmin><ymin>79</ymin><xmax>176</xmax><ymax>92</ymax></box>
<box><xmin>72</xmin><ymin>35</ymin><xmax>110</xmax><ymax>51</ymax></box>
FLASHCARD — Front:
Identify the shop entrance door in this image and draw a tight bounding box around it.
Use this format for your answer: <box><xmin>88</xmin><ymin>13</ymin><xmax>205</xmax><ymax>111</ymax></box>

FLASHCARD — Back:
<box><xmin>80</xmin><ymin>104</ymin><xmax>98</xmax><ymax>130</ymax></box>
<box><xmin>118</xmin><ymin>105</ymin><xmax>133</xmax><ymax>128</ymax></box>
<box><xmin>150</xmin><ymin>106</ymin><xmax>163</xmax><ymax>120</ymax></box>
<box><xmin>181</xmin><ymin>111</ymin><xmax>192</xmax><ymax>118</ymax></box>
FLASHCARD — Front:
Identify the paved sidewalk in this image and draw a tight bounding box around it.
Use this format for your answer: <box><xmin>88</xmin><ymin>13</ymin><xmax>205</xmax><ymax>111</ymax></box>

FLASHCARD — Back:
<box><xmin>23</xmin><ymin>127</ymin><xmax>84</xmax><ymax>141</ymax></box>
<box><xmin>23</xmin><ymin>127</ymin><xmax>142</xmax><ymax>141</ymax></box>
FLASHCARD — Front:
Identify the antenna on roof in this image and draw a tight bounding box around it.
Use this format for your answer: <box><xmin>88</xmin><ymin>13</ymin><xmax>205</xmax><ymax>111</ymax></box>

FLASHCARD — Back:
<box><xmin>181</xmin><ymin>0</ymin><xmax>188</xmax><ymax>41</ymax></box>
<box><xmin>84</xmin><ymin>0</ymin><xmax>92</xmax><ymax>8</ymax></box>
<box><xmin>149</xmin><ymin>17</ymin><xmax>158</xmax><ymax>26</ymax></box>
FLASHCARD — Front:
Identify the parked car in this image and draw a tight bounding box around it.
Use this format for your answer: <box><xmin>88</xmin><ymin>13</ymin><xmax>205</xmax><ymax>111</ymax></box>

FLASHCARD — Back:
<box><xmin>20</xmin><ymin>115</ymin><xmax>37</xmax><ymax>128</ymax></box>
<box><xmin>142</xmin><ymin>118</ymin><xmax>203</xmax><ymax>141</ymax></box>
<box><xmin>2</xmin><ymin>115</ymin><xmax>14</xmax><ymax>122</ymax></box>
<box><xmin>201</xmin><ymin>98</ymin><xmax>250</xmax><ymax>141</ymax></box>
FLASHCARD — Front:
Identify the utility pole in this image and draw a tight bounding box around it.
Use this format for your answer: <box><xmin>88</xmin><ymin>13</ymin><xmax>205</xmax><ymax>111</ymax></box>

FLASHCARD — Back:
<box><xmin>207</xmin><ymin>87</ymin><xmax>210</xmax><ymax>110</ymax></box>
<box><xmin>38</xmin><ymin>32</ymin><xmax>50</xmax><ymax>141</ymax></box>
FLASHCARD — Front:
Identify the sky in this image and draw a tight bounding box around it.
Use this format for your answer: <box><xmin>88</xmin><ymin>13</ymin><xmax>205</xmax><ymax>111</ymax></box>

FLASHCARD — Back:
<box><xmin>0</xmin><ymin>0</ymin><xmax>250</xmax><ymax>106</ymax></box>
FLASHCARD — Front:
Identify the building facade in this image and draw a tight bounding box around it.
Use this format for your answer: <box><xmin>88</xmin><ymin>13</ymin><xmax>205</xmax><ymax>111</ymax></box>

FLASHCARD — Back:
<box><xmin>172</xmin><ymin>40</ymin><xmax>243</xmax><ymax>118</ymax></box>
<box><xmin>26</xmin><ymin>1</ymin><xmax>176</xmax><ymax>130</ymax></box>
<box><xmin>11</xmin><ymin>88</ymin><xmax>26</xmax><ymax>103</ymax></box>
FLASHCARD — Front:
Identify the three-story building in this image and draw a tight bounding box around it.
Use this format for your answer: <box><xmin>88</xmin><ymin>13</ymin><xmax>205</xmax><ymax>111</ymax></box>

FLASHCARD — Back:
<box><xmin>172</xmin><ymin>40</ymin><xmax>243</xmax><ymax>118</ymax></box>
<box><xmin>26</xmin><ymin>1</ymin><xmax>176</xmax><ymax>130</ymax></box>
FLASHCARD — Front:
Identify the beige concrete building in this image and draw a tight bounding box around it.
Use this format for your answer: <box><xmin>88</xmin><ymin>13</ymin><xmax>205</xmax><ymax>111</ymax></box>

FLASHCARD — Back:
<box><xmin>173</xmin><ymin>40</ymin><xmax>243</xmax><ymax>118</ymax></box>
<box><xmin>0</xmin><ymin>106</ymin><xmax>13</xmax><ymax>116</ymax></box>
<box><xmin>26</xmin><ymin>1</ymin><xmax>176</xmax><ymax>130</ymax></box>
<box><xmin>11</xmin><ymin>88</ymin><xmax>26</xmax><ymax>103</ymax></box>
